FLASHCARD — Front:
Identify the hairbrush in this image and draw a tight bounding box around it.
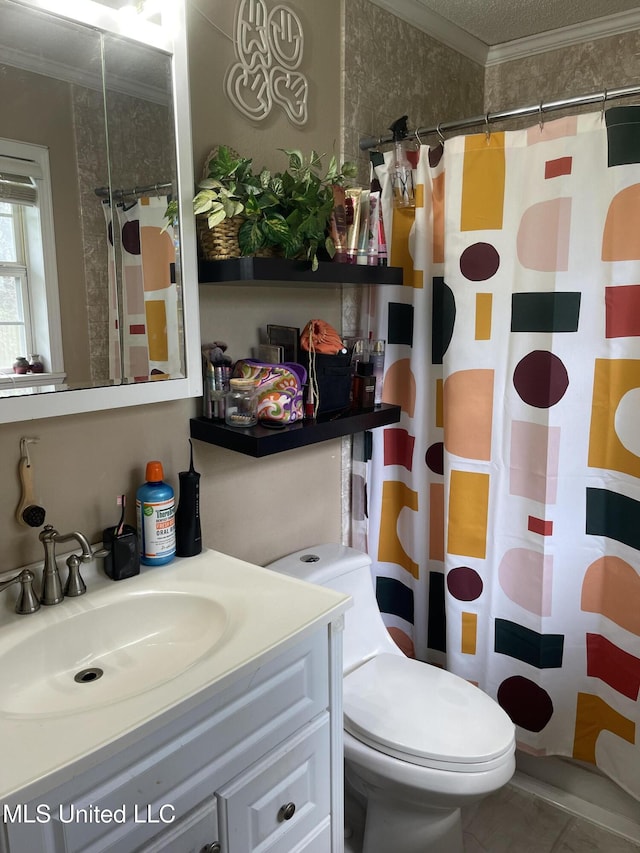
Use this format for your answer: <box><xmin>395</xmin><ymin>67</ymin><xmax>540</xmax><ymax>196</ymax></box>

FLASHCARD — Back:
<box><xmin>16</xmin><ymin>437</ymin><xmax>46</xmax><ymax>528</ymax></box>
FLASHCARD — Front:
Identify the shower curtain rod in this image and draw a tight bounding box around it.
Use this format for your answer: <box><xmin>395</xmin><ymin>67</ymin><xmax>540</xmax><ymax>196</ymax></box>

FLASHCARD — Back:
<box><xmin>94</xmin><ymin>182</ymin><xmax>173</xmax><ymax>200</ymax></box>
<box><xmin>359</xmin><ymin>83</ymin><xmax>640</xmax><ymax>150</ymax></box>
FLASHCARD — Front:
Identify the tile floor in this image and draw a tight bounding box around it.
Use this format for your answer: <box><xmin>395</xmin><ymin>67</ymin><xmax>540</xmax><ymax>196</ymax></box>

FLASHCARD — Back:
<box><xmin>462</xmin><ymin>785</ymin><xmax>640</xmax><ymax>852</ymax></box>
<box><xmin>345</xmin><ymin>784</ymin><xmax>640</xmax><ymax>852</ymax></box>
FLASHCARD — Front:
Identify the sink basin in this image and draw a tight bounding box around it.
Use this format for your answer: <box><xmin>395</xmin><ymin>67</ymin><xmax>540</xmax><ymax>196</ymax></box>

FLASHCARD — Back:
<box><xmin>0</xmin><ymin>591</ymin><xmax>229</xmax><ymax>717</ymax></box>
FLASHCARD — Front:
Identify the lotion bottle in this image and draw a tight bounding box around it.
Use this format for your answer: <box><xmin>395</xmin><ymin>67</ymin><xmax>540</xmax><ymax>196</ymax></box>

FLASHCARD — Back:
<box><xmin>136</xmin><ymin>460</ymin><xmax>175</xmax><ymax>566</ymax></box>
<box><xmin>175</xmin><ymin>440</ymin><xmax>202</xmax><ymax>557</ymax></box>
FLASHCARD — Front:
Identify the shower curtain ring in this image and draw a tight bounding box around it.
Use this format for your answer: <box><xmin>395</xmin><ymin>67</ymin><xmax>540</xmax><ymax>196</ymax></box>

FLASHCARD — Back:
<box><xmin>601</xmin><ymin>87</ymin><xmax>608</xmax><ymax>119</ymax></box>
<box><xmin>436</xmin><ymin>123</ymin><xmax>445</xmax><ymax>146</ymax></box>
<box><xmin>485</xmin><ymin>112</ymin><xmax>491</xmax><ymax>141</ymax></box>
<box><xmin>415</xmin><ymin>128</ymin><xmax>424</xmax><ymax>146</ymax></box>
<box><xmin>538</xmin><ymin>101</ymin><xmax>545</xmax><ymax>131</ymax></box>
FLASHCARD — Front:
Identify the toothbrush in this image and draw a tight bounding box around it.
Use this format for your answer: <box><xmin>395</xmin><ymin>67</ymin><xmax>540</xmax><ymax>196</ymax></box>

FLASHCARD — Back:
<box><xmin>115</xmin><ymin>495</ymin><xmax>126</xmax><ymax>537</ymax></box>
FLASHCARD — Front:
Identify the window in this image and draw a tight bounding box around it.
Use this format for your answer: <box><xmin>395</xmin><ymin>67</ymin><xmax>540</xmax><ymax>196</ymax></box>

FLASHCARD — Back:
<box><xmin>0</xmin><ymin>139</ymin><xmax>63</xmax><ymax>378</ymax></box>
<box><xmin>0</xmin><ymin>198</ymin><xmax>33</xmax><ymax>367</ymax></box>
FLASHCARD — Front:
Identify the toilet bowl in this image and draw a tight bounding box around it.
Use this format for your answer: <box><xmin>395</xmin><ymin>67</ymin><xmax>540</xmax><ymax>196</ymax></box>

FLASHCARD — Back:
<box><xmin>266</xmin><ymin>544</ymin><xmax>515</xmax><ymax>853</ymax></box>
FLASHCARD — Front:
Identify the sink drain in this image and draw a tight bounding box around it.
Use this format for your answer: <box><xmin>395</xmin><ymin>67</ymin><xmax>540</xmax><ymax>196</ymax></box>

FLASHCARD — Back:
<box><xmin>74</xmin><ymin>667</ymin><xmax>104</xmax><ymax>684</ymax></box>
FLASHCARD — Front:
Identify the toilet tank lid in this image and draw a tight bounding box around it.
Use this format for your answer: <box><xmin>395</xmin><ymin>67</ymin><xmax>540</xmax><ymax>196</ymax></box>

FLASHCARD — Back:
<box><xmin>265</xmin><ymin>543</ymin><xmax>371</xmax><ymax>584</ymax></box>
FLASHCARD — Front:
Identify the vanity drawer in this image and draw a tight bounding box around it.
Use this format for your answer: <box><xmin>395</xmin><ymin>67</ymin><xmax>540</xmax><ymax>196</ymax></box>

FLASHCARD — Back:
<box><xmin>217</xmin><ymin>713</ymin><xmax>330</xmax><ymax>853</ymax></box>
<box><xmin>136</xmin><ymin>797</ymin><xmax>218</xmax><ymax>852</ymax></box>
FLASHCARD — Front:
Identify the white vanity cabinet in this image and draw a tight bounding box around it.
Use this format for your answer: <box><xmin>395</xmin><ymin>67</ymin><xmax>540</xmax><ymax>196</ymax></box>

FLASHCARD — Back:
<box><xmin>1</xmin><ymin>623</ymin><xmax>345</xmax><ymax>853</ymax></box>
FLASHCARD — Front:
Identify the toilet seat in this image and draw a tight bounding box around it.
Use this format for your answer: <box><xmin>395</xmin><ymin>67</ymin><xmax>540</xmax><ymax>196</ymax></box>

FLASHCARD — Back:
<box><xmin>343</xmin><ymin>654</ymin><xmax>515</xmax><ymax>773</ymax></box>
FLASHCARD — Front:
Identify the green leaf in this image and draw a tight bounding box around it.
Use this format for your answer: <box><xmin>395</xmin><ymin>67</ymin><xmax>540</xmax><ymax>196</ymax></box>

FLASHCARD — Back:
<box><xmin>238</xmin><ymin>219</ymin><xmax>265</xmax><ymax>254</ymax></box>
<box><xmin>325</xmin><ymin>235</ymin><xmax>336</xmax><ymax>258</ymax></box>
<box><xmin>261</xmin><ymin>214</ymin><xmax>290</xmax><ymax>243</ymax></box>
<box><xmin>259</xmin><ymin>169</ymin><xmax>271</xmax><ymax>188</ymax></box>
<box><xmin>193</xmin><ymin>195</ymin><xmax>214</xmax><ymax>215</ymax></box>
<box><xmin>342</xmin><ymin>161</ymin><xmax>358</xmax><ymax>179</ymax></box>
<box><xmin>221</xmin><ymin>196</ymin><xmax>243</xmax><ymax>217</ymax></box>
<box><xmin>325</xmin><ymin>155</ymin><xmax>338</xmax><ymax>182</ymax></box>
<box><xmin>207</xmin><ymin>207</ymin><xmax>226</xmax><ymax>228</ymax></box>
<box><xmin>244</xmin><ymin>195</ymin><xmax>261</xmax><ymax>216</ymax></box>
<box><xmin>309</xmin><ymin>150</ymin><xmax>323</xmax><ymax>171</ymax></box>
<box><xmin>284</xmin><ymin>149</ymin><xmax>304</xmax><ymax>172</ymax></box>
<box><xmin>198</xmin><ymin>178</ymin><xmax>224</xmax><ymax>190</ymax></box>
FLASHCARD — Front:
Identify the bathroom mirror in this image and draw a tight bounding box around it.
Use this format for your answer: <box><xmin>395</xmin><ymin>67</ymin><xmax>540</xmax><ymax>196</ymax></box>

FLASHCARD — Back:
<box><xmin>0</xmin><ymin>0</ymin><xmax>200</xmax><ymax>423</ymax></box>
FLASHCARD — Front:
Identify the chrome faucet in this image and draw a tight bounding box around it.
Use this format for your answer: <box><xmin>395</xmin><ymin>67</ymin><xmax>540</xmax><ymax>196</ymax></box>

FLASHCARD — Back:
<box><xmin>0</xmin><ymin>570</ymin><xmax>40</xmax><ymax>614</ymax></box>
<box><xmin>38</xmin><ymin>525</ymin><xmax>93</xmax><ymax>605</ymax></box>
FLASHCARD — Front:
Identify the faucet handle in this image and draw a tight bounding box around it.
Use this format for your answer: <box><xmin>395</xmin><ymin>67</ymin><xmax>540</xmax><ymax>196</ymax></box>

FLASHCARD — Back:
<box><xmin>63</xmin><ymin>554</ymin><xmax>86</xmax><ymax>597</ymax></box>
<box><xmin>0</xmin><ymin>570</ymin><xmax>40</xmax><ymax>614</ymax></box>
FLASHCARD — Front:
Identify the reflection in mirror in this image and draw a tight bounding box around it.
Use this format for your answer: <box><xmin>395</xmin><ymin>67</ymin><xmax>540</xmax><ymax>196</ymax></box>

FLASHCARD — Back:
<box><xmin>0</xmin><ymin>0</ymin><xmax>184</xmax><ymax>400</ymax></box>
<box><xmin>100</xmin><ymin>34</ymin><xmax>183</xmax><ymax>386</ymax></box>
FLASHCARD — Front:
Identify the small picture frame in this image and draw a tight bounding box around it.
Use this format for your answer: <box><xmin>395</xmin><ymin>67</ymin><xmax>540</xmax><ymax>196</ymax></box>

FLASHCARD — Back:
<box><xmin>267</xmin><ymin>324</ymin><xmax>300</xmax><ymax>363</ymax></box>
<box><xmin>256</xmin><ymin>343</ymin><xmax>284</xmax><ymax>363</ymax></box>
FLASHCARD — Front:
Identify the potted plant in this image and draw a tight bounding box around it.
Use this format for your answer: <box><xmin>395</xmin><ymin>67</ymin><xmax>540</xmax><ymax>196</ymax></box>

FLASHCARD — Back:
<box><xmin>238</xmin><ymin>150</ymin><xmax>357</xmax><ymax>270</ymax></box>
<box><xmin>190</xmin><ymin>145</ymin><xmax>259</xmax><ymax>260</ymax></box>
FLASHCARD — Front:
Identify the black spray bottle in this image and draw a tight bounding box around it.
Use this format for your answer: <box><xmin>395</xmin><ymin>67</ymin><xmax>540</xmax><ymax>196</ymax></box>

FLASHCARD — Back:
<box><xmin>175</xmin><ymin>439</ymin><xmax>202</xmax><ymax>557</ymax></box>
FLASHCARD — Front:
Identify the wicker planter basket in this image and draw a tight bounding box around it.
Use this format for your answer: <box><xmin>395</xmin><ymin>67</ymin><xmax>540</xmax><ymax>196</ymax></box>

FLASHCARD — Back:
<box><xmin>196</xmin><ymin>213</ymin><xmax>242</xmax><ymax>261</ymax></box>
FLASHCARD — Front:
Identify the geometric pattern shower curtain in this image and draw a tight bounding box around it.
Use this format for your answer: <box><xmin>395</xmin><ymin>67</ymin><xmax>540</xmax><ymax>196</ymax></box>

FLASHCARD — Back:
<box><xmin>365</xmin><ymin>108</ymin><xmax>640</xmax><ymax>802</ymax></box>
<box><xmin>105</xmin><ymin>195</ymin><xmax>181</xmax><ymax>382</ymax></box>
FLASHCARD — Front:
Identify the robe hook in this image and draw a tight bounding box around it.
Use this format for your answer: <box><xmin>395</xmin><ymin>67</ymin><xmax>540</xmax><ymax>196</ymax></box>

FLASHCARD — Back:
<box><xmin>436</xmin><ymin>123</ymin><xmax>445</xmax><ymax>146</ymax></box>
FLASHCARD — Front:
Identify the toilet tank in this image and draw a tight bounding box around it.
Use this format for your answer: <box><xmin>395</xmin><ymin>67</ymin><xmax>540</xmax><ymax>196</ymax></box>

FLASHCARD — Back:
<box><xmin>265</xmin><ymin>544</ymin><xmax>401</xmax><ymax>673</ymax></box>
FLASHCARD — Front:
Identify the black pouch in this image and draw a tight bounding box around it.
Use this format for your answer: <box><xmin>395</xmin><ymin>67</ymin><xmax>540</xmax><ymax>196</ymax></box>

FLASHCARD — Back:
<box><xmin>300</xmin><ymin>351</ymin><xmax>352</xmax><ymax>414</ymax></box>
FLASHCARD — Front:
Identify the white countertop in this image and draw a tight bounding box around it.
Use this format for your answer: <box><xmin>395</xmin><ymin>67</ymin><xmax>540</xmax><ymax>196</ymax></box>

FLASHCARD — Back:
<box><xmin>0</xmin><ymin>548</ymin><xmax>350</xmax><ymax>802</ymax></box>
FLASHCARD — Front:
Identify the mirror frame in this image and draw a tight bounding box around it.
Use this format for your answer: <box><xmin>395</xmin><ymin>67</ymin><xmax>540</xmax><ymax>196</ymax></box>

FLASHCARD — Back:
<box><xmin>1</xmin><ymin>0</ymin><xmax>201</xmax><ymax>424</ymax></box>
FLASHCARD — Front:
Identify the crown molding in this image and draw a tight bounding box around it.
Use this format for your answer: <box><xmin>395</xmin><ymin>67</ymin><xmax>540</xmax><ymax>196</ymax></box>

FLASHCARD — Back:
<box><xmin>0</xmin><ymin>45</ymin><xmax>169</xmax><ymax>105</ymax></box>
<box><xmin>486</xmin><ymin>7</ymin><xmax>640</xmax><ymax>66</ymax></box>
<box><xmin>367</xmin><ymin>0</ymin><xmax>488</xmax><ymax>66</ymax></box>
<box><xmin>371</xmin><ymin>1</ymin><xmax>640</xmax><ymax>70</ymax></box>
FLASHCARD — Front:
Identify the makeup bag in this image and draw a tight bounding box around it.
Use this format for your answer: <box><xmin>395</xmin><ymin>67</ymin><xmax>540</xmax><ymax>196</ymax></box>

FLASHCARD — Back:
<box><xmin>232</xmin><ymin>359</ymin><xmax>307</xmax><ymax>423</ymax></box>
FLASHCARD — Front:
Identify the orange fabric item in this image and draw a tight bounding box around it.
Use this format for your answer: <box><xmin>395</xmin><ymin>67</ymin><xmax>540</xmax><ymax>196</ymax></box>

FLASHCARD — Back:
<box><xmin>300</xmin><ymin>319</ymin><xmax>344</xmax><ymax>354</ymax></box>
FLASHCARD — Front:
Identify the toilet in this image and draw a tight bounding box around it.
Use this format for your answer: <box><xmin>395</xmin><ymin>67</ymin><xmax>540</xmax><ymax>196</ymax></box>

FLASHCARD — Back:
<box><xmin>266</xmin><ymin>544</ymin><xmax>515</xmax><ymax>853</ymax></box>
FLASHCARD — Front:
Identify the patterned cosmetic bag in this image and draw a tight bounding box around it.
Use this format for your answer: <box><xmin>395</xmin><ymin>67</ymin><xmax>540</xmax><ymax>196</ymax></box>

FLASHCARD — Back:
<box><xmin>232</xmin><ymin>359</ymin><xmax>307</xmax><ymax>423</ymax></box>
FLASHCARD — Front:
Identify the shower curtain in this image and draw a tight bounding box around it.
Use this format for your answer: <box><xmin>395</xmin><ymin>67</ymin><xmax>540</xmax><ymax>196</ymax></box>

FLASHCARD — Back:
<box><xmin>104</xmin><ymin>195</ymin><xmax>181</xmax><ymax>382</ymax></box>
<box><xmin>362</xmin><ymin>108</ymin><xmax>640</xmax><ymax>801</ymax></box>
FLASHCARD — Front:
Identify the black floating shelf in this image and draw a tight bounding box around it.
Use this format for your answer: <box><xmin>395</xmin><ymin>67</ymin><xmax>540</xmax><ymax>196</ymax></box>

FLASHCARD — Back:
<box><xmin>190</xmin><ymin>404</ymin><xmax>401</xmax><ymax>458</ymax></box>
<box><xmin>198</xmin><ymin>257</ymin><xmax>403</xmax><ymax>286</ymax></box>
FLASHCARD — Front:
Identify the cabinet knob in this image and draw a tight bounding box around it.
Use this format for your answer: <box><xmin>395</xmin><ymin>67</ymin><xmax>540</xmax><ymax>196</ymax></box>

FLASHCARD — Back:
<box><xmin>277</xmin><ymin>802</ymin><xmax>296</xmax><ymax>822</ymax></box>
<box><xmin>202</xmin><ymin>843</ymin><xmax>221</xmax><ymax>853</ymax></box>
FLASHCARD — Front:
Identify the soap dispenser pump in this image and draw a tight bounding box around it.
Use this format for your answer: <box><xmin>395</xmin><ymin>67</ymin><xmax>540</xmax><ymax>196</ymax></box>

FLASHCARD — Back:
<box><xmin>175</xmin><ymin>439</ymin><xmax>202</xmax><ymax>557</ymax></box>
<box><xmin>389</xmin><ymin>115</ymin><xmax>416</xmax><ymax>209</ymax></box>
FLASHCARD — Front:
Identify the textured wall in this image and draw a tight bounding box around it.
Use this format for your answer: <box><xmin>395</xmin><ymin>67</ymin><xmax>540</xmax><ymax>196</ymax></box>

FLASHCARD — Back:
<box><xmin>485</xmin><ymin>31</ymin><xmax>640</xmax><ymax>120</ymax></box>
<box><xmin>343</xmin><ymin>0</ymin><xmax>485</xmax><ymax>184</ymax></box>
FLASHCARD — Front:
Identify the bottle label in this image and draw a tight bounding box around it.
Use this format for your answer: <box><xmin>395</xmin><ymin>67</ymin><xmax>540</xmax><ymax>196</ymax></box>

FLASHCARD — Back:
<box><xmin>136</xmin><ymin>497</ymin><xmax>175</xmax><ymax>558</ymax></box>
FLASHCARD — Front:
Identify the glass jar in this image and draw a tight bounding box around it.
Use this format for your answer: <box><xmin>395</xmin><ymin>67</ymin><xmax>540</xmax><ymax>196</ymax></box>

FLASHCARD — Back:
<box><xmin>225</xmin><ymin>378</ymin><xmax>258</xmax><ymax>427</ymax></box>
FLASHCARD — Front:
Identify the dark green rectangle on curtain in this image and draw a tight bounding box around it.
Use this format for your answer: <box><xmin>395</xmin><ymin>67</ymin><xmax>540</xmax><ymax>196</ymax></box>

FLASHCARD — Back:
<box><xmin>495</xmin><ymin>619</ymin><xmax>564</xmax><ymax>668</ymax></box>
<box><xmin>511</xmin><ymin>292</ymin><xmax>581</xmax><ymax>332</ymax></box>
<box><xmin>427</xmin><ymin>571</ymin><xmax>446</xmax><ymax>652</ymax></box>
<box><xmin>605</xmin><ymin>106</ymin><xmax>640</xmax><ymax>167</ymax></box>
<box><xmin>376</xmin><ymin>576</ymin><xmax>414</xmax><ymax>624</ymax></box>
<box><xmin>586</xmin><ymin>487</ymin><xmax>640</xmax><ymax>551</ymax></box>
